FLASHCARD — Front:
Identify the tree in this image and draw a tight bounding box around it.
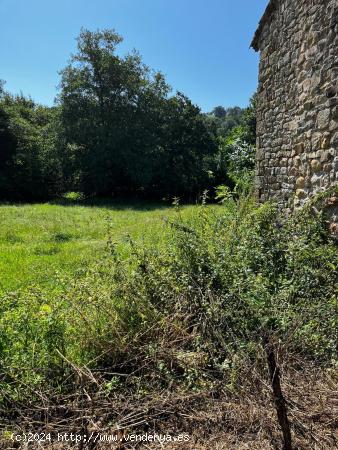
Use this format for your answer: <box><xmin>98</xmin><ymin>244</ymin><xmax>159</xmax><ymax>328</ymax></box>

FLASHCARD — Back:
<box><xmin>240</xmin><ymin>93</ymin><xmax>257</xmax><ymax>146</ymax></box>
<box><xmin>58</xmin><ymin>28</ymin><xmax>217</xmax><ymax>199</ymax></box>
<box><xmin>214</xmin><ymin>95</ymin><xmax>257</xmax><ymax>190</ymax></box>
<box><xmin>157</xmin><ymin>93</ymin><xmax>218</xmax><ymax>197</ymax></box>
<box><xmin>59</xmin><ymin>28</ymin><xmax>170</xmax><ymax>196</ymax></box>
<box><xmin>205</xmin><ymin>105</ymin><xmax>245</xmax><ymax>139</ymax></box>
<box><xmin>0</xmin><ymin>87</ymin><xmax>63</xmax><ymax>200</ymax></box>
<box><xmin>212</xmin><ymin>105</ymin><xmax>227</xmax><ymax>118</ymax></box>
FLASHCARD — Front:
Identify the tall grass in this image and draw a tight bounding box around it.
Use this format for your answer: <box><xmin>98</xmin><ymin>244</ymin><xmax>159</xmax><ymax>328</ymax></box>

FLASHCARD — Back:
<box><xmin>0</xmin><ymin>201</ymin><xmax>200</xmax><ymax>294</ymax></box>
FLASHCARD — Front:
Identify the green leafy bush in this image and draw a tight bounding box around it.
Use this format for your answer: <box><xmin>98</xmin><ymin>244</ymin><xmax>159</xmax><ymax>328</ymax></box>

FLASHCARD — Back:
<box><xmin>61</xmin><ymin>191</ymin><xmax>85</xmax><ymax>202</ymax></box>
<box><xmin>0</xmin><ymin>287</ymin><xmax>66</xmax><ymax>400</ymax></box>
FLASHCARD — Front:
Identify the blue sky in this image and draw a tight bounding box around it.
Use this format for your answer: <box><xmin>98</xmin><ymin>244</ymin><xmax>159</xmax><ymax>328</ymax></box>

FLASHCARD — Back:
<box><xmin>0</xmin><ymin>0</ymin><xmax>268</xmax><ymax>112</ymax></box>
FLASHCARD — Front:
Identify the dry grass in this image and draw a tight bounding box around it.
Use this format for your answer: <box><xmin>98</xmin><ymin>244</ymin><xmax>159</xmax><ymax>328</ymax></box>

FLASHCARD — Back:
<box><xmin>1</xmin><ymin>353</ymin><xmax>336</xmax><ymax>449</ymax></box>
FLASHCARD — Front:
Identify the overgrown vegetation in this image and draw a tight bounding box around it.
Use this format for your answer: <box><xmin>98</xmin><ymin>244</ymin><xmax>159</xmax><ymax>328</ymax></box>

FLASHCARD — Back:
<box><xmin>1</xmin><ymin>190</ymin><xmax>337</xmax><ymax>448</ymax></box>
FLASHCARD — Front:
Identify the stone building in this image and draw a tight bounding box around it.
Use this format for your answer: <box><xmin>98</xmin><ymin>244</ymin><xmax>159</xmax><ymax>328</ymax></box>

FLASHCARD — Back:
<box><xmin>251</xmin><ymin>0</ymin><xmax>338</xmax><ymax>210</ymax></box>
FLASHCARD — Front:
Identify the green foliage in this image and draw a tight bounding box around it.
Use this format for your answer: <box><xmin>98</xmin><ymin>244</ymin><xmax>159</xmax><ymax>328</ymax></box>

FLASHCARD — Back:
<box><xmin>0</xmin><ymin>89</ymin><xmax>64</xmax><ymax>200</ymax></box>
<box><xmin>61</xmin><ymin>191</ymin><xmax>85</xmax><ymax>203</ymax></box>
<box><xmin>206</xmin><ymin>105</ymin><xmax>244</xmax><ymax>137</ymax></box>
<box><xmin>58</xmin><ymin>28</ymin><xmax>218</xmax><ymax>199</ymax></box>
<box><xmin>215</xmin><ymin>184</ymin><xmax>232</xmax><ymax>203</ymax></box>
<box><xmin>0</xmin><ymin>287</ymin><xmax>66</xmax><ymax>397</ymax></box>
<box><xmin>207</xmin><ymin>94</ymin><xmax>257</xmax><ymax>192</ymax></box>
<box><xmin>1</xmin><ymin>194</ymin><xmax>336</xmax><ymax>403</ymax></box>
<box><xmin>217</xmin><ymin>134</ymin><xmax>255</xmax><ymax>187</ymax></box>
<box><xmin>206</xmin><ymin>95</ymin><xmax>256</xmax><ymax>145</ymax></box>
<box><xmin>169</xmin><ymin>194</ymin><xmax>337</xmax><ymax>361</ymax></box>
<box><xmin>1</xmin><ymin>29</ymin><xmax>254</xmax><ymax>202</ymax></box>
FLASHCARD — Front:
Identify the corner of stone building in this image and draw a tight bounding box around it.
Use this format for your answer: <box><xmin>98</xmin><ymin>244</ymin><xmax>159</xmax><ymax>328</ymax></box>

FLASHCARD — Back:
<box><xmin>252</xmin><ymin>0</ymin><xmax>338</xmax><ymax>215</ymax></box>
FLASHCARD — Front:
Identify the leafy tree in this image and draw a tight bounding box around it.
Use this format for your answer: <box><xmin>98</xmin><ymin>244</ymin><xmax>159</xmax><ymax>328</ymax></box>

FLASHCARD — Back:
<box><xmin>212</xmin><ymin>105</ymin><xmax>227</xmax><ymax>118</ymax></box>
<box><xmin>239</xmin><ymin>93</ymin><xmax>257</xmax><ymax>146</ymax></box>
<box><xmin>209</xmin><ymin>94</ymin><xmax>257</xmax><ymax>192</ymax></box>
<box><xmin>205</xmin><ymin>105</ymin><xmax>245</xmax><ymax>139</ymax></box>
<box><xmin>0</xmin><ymin>87</ymin><xmax>63</xmax><ymax>200</ymax></box>
<box><xmin>58</xmin><ymin>28</ymin><xmax>217</xmax><ymax>199</ymax></box>
<box><xmin>59</xmin><ymin>28</ymin><xmax>168</xmax><ymax>196</ymax></box>
<box><xmin>156</xmin><ymin>93</ymin><xmax>218</xmax><ymax>198</ymax></box>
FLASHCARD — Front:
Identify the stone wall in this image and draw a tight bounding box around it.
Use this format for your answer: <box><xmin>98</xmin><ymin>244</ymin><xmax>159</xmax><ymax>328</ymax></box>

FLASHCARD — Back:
<box><xmin>252</xmin><ymin>0</ymin><xmax>338</xmax><ymax>210</ymax></box>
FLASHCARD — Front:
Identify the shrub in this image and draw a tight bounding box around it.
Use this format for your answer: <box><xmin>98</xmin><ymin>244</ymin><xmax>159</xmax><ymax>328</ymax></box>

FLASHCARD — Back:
<box><xmin>61</xmin><ymin>191</ymin><xmax>85</xmax><ymax>202</ymax></box>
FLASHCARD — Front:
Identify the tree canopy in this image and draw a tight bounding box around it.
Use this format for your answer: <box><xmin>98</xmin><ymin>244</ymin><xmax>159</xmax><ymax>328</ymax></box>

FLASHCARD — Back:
<box><xmin>0</xmin><ymin>29</ymin><xmax>256</xmax><ymax>202</ymax></box>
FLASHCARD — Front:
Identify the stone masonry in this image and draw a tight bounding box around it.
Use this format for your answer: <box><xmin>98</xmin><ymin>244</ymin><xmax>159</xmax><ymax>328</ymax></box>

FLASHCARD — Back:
<box><xmin>251</xmin><ymin>0</ymin><xmax>338</xmax><ymax>210</ymax></box>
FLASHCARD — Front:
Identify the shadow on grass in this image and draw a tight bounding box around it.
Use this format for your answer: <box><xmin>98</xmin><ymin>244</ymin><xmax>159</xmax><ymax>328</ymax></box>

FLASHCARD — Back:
<box><xmin>52</xmin><ymin>197</ymin><xmax>176</xmax><ymax>211</ymax></box>
<box><xmin>0</xmin><ymin>197</ymin><xmax>180</xmax><ymax>211</ymax></box>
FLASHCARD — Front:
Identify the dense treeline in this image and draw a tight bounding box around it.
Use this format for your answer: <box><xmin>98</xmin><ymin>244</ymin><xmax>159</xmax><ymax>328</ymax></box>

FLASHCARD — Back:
<box><xmin>0</xmin><ymin>29</ymin><xmax>256</xmax><ymax>202</ymax></box>
<box><xmin>0</xmin><ymin>85</ymin><xmax>62</xmax><ymax>200</ymax></box>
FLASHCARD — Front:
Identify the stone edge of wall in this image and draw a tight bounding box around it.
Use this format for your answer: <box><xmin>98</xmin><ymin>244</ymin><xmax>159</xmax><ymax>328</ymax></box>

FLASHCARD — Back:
<box><xmin>251</xmin><ymin>0</ymin><xmax>279</xmax><ymax>51</ymax></box>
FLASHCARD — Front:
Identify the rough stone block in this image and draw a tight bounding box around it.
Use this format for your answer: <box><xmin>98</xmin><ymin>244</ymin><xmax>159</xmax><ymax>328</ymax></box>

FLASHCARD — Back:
<box><xmin>311</xmin><ymin>160</ymin><xmax>322</xmax><ymax>172</ymax></box>
<box><xmin>294</xmin><ymin>143</ymin><xmax>304</xmax><ymax>154</ymax></box>
<box><xmin>295</xmin><ymin>189</ymin><xmax>307</xmax><ymax>199</ymax></box>
<box><xmin>296</xmin><ymin>177</ymin><xmax>305</xmax><ymax>188</ymax></box>
<box><xmin>317</xmin><ymin>109</ymin><xmax>331</xmax><ymax>129</ymax></box>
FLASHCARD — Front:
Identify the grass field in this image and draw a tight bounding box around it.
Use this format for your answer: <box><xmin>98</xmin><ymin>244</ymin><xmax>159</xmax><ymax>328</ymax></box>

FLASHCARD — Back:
<box><xmin>0</xmin><ymin>200</ymin><xmax>199</xmax><ymax>295</ymax></box>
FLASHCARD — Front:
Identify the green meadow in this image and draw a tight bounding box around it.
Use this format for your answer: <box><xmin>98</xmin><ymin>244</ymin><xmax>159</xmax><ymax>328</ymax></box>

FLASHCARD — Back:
<box><xmin>0</xmin><ymin>201</ymin><xmax>199</xmax><ymax>295</ymax></box>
